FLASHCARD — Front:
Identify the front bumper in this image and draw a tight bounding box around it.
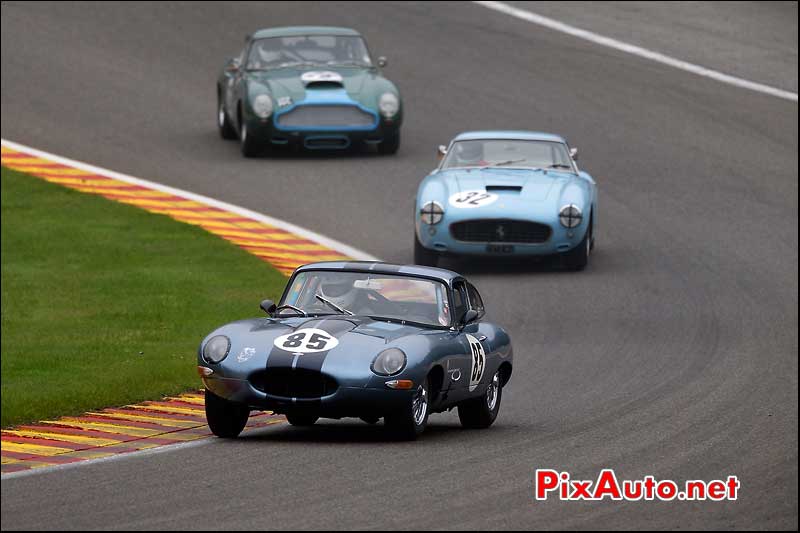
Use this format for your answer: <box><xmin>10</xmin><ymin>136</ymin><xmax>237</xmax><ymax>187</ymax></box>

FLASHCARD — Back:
<box><xmin>416</xmin><ymin>218</ymin><xmax>589</xmax><ymax>256</ymax></box>
<box><xmin>203</xmin><ymin>375</ymin><xmax>412</xmax><ymax>418</ymax></box>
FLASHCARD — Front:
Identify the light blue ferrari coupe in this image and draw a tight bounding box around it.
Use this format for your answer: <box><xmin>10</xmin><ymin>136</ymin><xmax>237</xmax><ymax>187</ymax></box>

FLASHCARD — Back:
<box><xmin>414</xmin><ymin>131</ymin><xmax>597</xmax><ymax>270</ymax></box>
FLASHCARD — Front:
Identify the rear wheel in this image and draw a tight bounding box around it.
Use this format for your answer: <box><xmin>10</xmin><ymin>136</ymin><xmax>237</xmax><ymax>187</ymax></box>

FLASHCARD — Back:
<box><xmin>458</xmin><ymin>371</ymin><xmax>502</xmax><ymax>429</ymax></box>
<box><xmin>385</xmin><ymin>378</ymin><xmax>429</xmax><ymax>440</ymax></box>
<box><xmin>217</xmin><ymin>90</ymin><xmax>237</xmax><ymax>140</ymax></box>
<box><xmin>286</xmin><ymin>414</ymin><xmax>319</xmax><ymax>427</ymax></box>
<box><xmin>378</xmin><ymin>131</ymin><xmax>400</xmax><ymax>155</ymax></box>
<box><xmin>205</xmin><ymin>389</ymin><xmax>250</xmax><ymax>438</ymax></box>
<box><xmin>414</xmin><ymin>233</ymin><xmax>439</xmax><ymax>267</ymax></box>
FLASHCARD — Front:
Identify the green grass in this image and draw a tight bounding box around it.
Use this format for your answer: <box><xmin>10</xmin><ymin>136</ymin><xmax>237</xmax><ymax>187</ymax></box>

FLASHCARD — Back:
<box><xmin>1</xmin><ymin>166</ymin><xmax>287</xmax><ymax>427</ymax></box>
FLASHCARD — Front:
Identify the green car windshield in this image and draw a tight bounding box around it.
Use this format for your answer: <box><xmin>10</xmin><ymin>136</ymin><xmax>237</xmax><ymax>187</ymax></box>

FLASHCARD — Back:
<box><xmin>441</xmin><ymin>139</ymin><xmax>575</xmax><ymax>171</ymax></box>
<box><xmin>247</xmin><ymin>35</ymin><xmax>373</xmax><ymax>70</ymax></box>
<box><xmin>281</xmin><ymin>271</ymin><xmax>452</xmax><ymax>328</ymax></box>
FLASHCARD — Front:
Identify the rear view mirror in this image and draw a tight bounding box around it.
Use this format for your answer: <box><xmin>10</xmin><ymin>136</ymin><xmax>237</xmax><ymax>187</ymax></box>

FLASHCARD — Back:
<box><xmin>437</xmin><ymin>145</ymin><xmax>448</xmax><ymax>160</ymax></box>
<box><xmin>377</xmin><ymin>56</ymin><xmax>388</xmax><ymax>68</ymax></box>
<box><xmin>569</xmin><ymin>147</ymin><xmax>579</xmax><ymax>160</ymax></box>
<box><xmin>461</xmin><ymin>309</ymin><xmax>479</xmax><ymax>326</ymax></box>
<box><xmin>260</xmin><ymin>299</ymin><xmax>276</xmax><ymax>316</ymax></box>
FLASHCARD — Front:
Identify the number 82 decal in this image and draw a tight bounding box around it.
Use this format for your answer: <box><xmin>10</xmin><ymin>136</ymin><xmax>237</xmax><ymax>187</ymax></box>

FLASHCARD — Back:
<box><xmin>274</xmin><ymin>328</ymin><xmax>339</xmax><ymax>353</ymax></box>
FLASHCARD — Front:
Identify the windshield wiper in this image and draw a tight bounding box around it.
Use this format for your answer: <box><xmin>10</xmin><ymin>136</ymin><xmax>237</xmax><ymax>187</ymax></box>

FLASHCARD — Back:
<box><xmin>326</xmin><ymin>60</ymin><xmax>370</xmax><ymax>67</ymax></box>
<box><xmin>480</xmin><ymin>159</ymin><xmax>527</xmax><ymax>169</ymax></box>
<box><xmin>315</xmin><ymin>294</ymin><xmax>353</xmax><ymax>315</ymax></box>
<box><xmin>548</xmin><ymin>164</ymin><xmax>573</xmax><ymax>170</ymax></box>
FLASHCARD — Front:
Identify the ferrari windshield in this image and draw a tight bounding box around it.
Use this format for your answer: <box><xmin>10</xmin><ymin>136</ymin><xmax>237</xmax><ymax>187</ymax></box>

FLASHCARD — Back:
<box><xmin>280</xmin><ymin>271</ymin><xmax>451</xmax><ymax>328</ymax></box>
<box><xmin>441</xmin><ymin>139</ymin><xmax>575</xmax><ymax>171</ymax></box>
<box><xmin>247</xmin><ymin>35</ymin><xmax>372</xmax><ymax>70</ymax></box>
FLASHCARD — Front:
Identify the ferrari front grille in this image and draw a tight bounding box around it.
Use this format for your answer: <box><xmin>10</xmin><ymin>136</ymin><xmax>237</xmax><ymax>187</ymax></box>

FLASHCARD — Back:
<box><xmin>450</xmin><ymin>219</ymin><xmax>552</xmax><ymax>244</ymax></box>
<box><xmin>276</xmin><ymin>105</ymin><xmax>376</xmax><ymax>128</ymax></box>
<box><xmin>250</xmin><ymin>368</ymin><xmax>338</xmax><ymax>399</ymax></box>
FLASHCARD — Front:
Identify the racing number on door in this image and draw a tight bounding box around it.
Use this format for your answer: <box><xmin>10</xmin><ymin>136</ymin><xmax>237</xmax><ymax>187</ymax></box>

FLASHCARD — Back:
<box><xmin>466</xmin><ymin>334</ymin><xmax>486</xmax><ymax>392</ymax></box>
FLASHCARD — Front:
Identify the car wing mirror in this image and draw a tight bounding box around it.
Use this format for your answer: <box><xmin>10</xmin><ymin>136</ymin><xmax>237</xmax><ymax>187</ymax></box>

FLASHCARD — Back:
<box><xmin>260</xmin><ymin>299</ymin><xmax>276</xmax><ymax>316</ymax></box>
<box><xmin>377</xmin><ymin>56</ymin><xmax>388</xmax><ymax>68</ymax></box>
<box><xmin>437</xmin><ymin>145</ymin><xmax>448</xmax><ymax>160</ymax></box>
<box><xmin>461</xmin><ymin>309</ymin><xmax>479</xmax><ymax>327</ymax></box>
<box><xmin>569</xmin><ymin>147</ymin><xmax>579</xmax><ymax>160</ymax></box>
<box><xmin>225</xmin><ymin>58</ymin><xmax>240</xmax><ymax>74</ymax></box>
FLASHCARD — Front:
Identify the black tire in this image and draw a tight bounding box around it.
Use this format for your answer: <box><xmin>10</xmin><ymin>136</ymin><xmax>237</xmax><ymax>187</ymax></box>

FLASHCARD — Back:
<box><xmin>561</xmin><ymin>224</ymin><xmax>591</xmax><ymax>271</ymax></box>
<box><xmin>205</xmin><ymin>389</ymin><xmax>250</xmax><ymax>438</ymax></box>
<box><xmin>286</xmin><ymin>414</ymin><xmax>319</xmax><ymax>427</ymax></box>
<box><xmin>217</xmin><ymin>90</ymin><xmax>237</xmax><ymax>140</ymax></box>
<box><xmin>385</xmin><ymin>378</ymin><xmax>429</xmax><ymax>440</ymax></box>
<box><xmin>414</xmin><ymin>233</ymin><xmax>439</xmax><ymax>267</ymax></box>
<box><xmin>360</xmin><ymin>416</ymin><xmax>380</xmax><ymax>425</ymax></box>
<box><xmin>238</xmin><ymin>111</ymin><xmax>261</xmax><ymax>158</ymax></box>
<box><xmin>378</xmin><ymin>130</ymin><xmax>400</xmax><ymax>155</ymax></box>
<box><xmin>458</xmin><ymin>370</ymin><xmax>502</xmax><ymax>429</ymax></box>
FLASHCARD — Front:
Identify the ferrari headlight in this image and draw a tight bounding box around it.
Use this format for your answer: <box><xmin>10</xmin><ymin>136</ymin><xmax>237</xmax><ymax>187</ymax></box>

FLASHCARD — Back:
<box><xmin>378</xmin><ymin>92</ymin><xmax>399</xmax><ymax>118</ymax></box>
<box><xmin>372</xmin><ymin>348</ymin><xmax>407</xmax><ymax>376</ymax></box>
<box><xmin>252</xmin><ymin>94</ymin><xmax>273</xmax><ymax>118</ymax></box>
<box><xmin>419</xmin><ymin>201</ymin><xmax>444</xmax><ymax>225</ymax></box>
<box><xmin>559</xmin><ymin>204</ymin><xmax>583</xmax><ymax>228</ymax></box>
<box><xmin>203</xmin><ymin>335</ymin><xmax>231</xmax><ymax>364</ymax></box>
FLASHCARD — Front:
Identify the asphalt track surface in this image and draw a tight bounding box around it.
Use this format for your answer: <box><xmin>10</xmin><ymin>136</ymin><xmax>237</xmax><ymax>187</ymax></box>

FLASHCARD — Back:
<box><xmin>1</xmin><ymin>1</ymin><xmax>797</xmax><ymax>530</ymax></box>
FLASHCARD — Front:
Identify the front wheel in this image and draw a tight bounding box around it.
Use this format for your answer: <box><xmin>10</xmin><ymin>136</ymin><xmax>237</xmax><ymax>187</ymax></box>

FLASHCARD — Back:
<box><xmin>414</xmin><ymin>233</ymin><xmax>439</xmax><ymax>267</ymax></box>
<box><xmin>217</xmin><ymin>91</ymin><xmax>237</xmax><ymax>140</ymax></box>
<box><xmin>239</xmin><ymin>120</ymin><xmax>261</xmax><ymax>158</ymax></box>
<box><xmin>560</xmin><ymin>225</ymin><xmax>591</xmax><ymax>271</ymax></box>
<box><xmin>378</xmin><ymin>131</ymin><xmax>400</xmax><ymax>155</ymax></box>
<box><xmin>205</xmin><ymin>389</ymin><xmax>250</xmax><ymax>438</ymax></box>
<box><xmin>458</xmin><ymin>371</ymin><xmax>502</xmax><ymax>429</ymax></box>
<box><xmin>385</xmin><ymin>379</ymin><xmax>429</xmax><ymax>440</ymax></box>
<box><xmin>286</xmin><ymin>414</ymin><xmax>319</xmax><ymax>427</ymax></box>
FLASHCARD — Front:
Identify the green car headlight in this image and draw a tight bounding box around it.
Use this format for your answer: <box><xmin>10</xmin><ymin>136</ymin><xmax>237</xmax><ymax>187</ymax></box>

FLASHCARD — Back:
<box><xmin>203</xmin><ymin>335</ymin><xmax>231</xmax><ymax>364</ymax></box>
<box><xmin>252</xmin><ymin>94</ymin><xmax>273</xmax><ymax>118</ymax></box>
<box><xmin>372</xmin><ymin>348</ymin><xmax>407</xmax><ymax>376</ymax></box>
<box><xmin>378</xmin><ymin>92</ymin><xmax>399</xmax><ymax>118</ymax></box>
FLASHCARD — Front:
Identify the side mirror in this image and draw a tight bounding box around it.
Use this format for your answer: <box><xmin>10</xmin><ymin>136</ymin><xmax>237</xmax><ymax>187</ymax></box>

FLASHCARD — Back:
<box><xmin>461</xmin><ymin>309</ymin><xmax>479</xmax><ymax>326</ymax></box>
<box><xmin>225</xmin><ymin>58</ymin><xmax>240</xmax><ymax>74</ymax></box>
<box><xmin>377</xmin><ymin>56</ymin><xmax>388</xmax><ymax>68</ymax></box>
<box><xmin>260</xmin><ymin>299</ymin><xmax>276</xmax><ymax>316</ymax></box>
<box><xmin>437</xmin><ymin>145</ymin><xmax>448</xmax><ymax>160</ymax></box>
<box><xmin>569</xmin><ymin>147</ymin><xmax>579</xmax><ymax>160</ymax></box>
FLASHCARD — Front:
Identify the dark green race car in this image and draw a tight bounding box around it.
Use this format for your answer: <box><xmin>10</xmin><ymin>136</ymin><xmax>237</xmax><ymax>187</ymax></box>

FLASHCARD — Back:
<box><xmin>217</xmin><ymin>26</ymin><xmax>403</xmax><ymax>156</ymax></box>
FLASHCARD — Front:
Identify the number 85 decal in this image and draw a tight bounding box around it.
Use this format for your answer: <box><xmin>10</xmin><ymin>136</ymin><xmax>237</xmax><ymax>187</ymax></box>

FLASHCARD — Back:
<box><xmin>274</xmin><ymin>328</ymin><xmax>339</xmax><ymax>353</ymax></box>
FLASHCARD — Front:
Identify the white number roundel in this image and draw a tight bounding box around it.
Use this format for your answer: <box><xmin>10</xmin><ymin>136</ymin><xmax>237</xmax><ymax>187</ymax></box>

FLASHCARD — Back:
<box><xmin>274</xmin><ymin>328</ymin><xmax>339</xmax><ymax>353</ymax></box>
<box><xmin>466</xmin><ymin>334</ymin><xmax>486</xmax><ymax>392</ymax></box>
<box><xmin>449</xmin><ymin>190</ymin><xmax>498</xmax><ymax>208</ymax></box>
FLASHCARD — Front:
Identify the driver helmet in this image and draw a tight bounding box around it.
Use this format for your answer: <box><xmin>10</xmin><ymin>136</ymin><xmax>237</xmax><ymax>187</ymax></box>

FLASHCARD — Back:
<box><xmin>455</xmin><ymin>141</ymin><xmax>484</xmax><ymax>165</ymax></box>
<box><xmin>319</xmin><ymin>277</ymin><xmax>358</xmax><ymax>309</ymax></box>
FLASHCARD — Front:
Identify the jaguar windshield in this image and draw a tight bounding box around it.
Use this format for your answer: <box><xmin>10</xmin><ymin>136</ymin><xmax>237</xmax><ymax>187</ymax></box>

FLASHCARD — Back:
<box><xmin>441</xmin><ymin>139</ymin><xmax>575</xmax><ymax>172</ymax></box>
<box><xmin>247</xmin><ymin>35</ymin><xmax>373</xmax><ymax>70</ymax></box>
<box><xmin>280</xmin><ymin>271</ymin><xmax>452</xmax><ymax>328</ymax></box>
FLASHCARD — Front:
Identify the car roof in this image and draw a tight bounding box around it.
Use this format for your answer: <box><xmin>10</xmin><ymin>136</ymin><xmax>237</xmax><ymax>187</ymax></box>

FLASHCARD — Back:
<box><xmin>251</xmin><ymin>26</ymin><xmax>362</xmax><ymax>39</ymax></box>
<box><xmin>452</xmin><ymin>130</ymin><xmax>567</xmax><ymax>143</ymax></box>
<box><xmin>293</xmin><ymin>261</ymin><xmax>464</xmax><ymax>284</ymax></box>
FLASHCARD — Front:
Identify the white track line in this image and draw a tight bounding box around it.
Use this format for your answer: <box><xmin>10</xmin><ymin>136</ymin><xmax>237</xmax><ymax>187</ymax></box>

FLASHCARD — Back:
<box><xmin>474</xmin><ymin>1</ymin><xmax>798</xmax><ymax>103</ymax></box>
<box><xmin>1</xmin><ymin>139</ymin><xmax>379</xmax><ymax>261</ymax></box>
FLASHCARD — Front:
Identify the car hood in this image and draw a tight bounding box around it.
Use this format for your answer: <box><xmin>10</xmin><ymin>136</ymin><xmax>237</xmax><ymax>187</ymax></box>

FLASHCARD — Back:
<box><xmin>436</xmin><ymin>167</ymin><xmax>580</xmax><ymax>203</ymax></box>
<box><xmin>208</xmin><ymin>315</ymin><xmax>441</xmax><ymax>374</ymax></box>
<box><xmin>249</xmin><ymin>67</ymin><xmax>379</xmax><ymax>103</ymax></box>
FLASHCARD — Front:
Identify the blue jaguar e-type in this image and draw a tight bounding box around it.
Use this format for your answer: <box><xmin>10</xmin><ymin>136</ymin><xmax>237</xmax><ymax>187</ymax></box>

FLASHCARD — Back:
<box><xmin>198</xmin><ymin>262</ymin><xmax>513</xmax><ymax>440</ymax></box>
<box><xmin>414</xmin><ymin>131</ymin><xmax>597</xmax><ymax>270</ymax></box>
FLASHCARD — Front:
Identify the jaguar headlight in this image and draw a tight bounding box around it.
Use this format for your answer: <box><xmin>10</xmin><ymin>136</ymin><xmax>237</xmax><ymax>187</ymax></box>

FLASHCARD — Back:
<box><xmin>372</xmin><ymin>348</ymin><xmax>407</xmax><ymax>376</ymax></box>
<box><xmin>252</xmin><ymin>94</ymin><xmax>273</xmax><ymax>118</ymax></box>
<box><xmin>203</xmin><ymin>335</ymin><xmax>231</xmax><ymax>364</ymax></box>
<box><xmin>559</xmin><ymin>204</ymin><xmax>583</xmax><ymax>228</ymax></box>
<box><xmin>419</xmin><ymin>201</ymin><xmax>444</xmax><ymax>225</ymax></box>
<box><xmin>378</xmin><ymin>92</ymin><xmax>399</xmax><ymax>118</ymax></box>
